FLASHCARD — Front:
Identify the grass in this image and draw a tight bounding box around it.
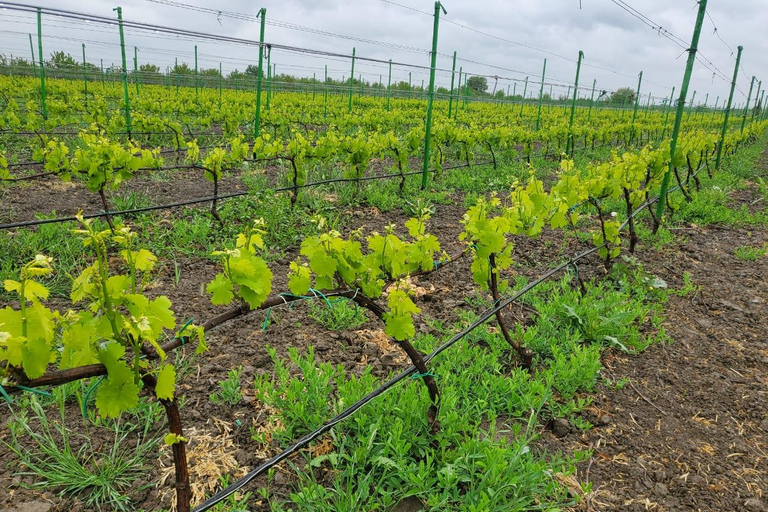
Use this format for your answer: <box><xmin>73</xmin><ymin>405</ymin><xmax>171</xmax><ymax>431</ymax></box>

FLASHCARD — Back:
<box><xmin>5</xmin><ymin>390</ymin><xmax>161</xmax><ymax>511</ymax></box>
<box><xmin>307</xmin><ymin>297</ymin><xmax>368</xmax><ymax>331</ymax></box>
<box><xmin>734</xmin><ymin>243</ymin><xmax>767</xmax><ymax>261</ymax></box>
<box><xmin>209</xmin><ymin>365</ymin><xmax>245</xmax><ymax>406</ymax></box>
<box><xmin>251</xmin><ymin>265</ymin><xmax>666</xmax><ymax>511</ymax></box>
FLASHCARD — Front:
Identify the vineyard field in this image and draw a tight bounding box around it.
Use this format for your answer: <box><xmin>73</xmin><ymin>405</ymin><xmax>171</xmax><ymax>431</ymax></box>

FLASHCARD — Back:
<box><xmin>2</xmin><ymin>3</ymin><xmax>768</xmax><ymax>511</ymax></box>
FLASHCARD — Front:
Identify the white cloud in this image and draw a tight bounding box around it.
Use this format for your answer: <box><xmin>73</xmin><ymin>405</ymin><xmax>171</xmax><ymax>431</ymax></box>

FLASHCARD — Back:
<box><xmin>1</xmin><ymin>0</ymin><xmax>765</xmax><ymax>107</ymax></box>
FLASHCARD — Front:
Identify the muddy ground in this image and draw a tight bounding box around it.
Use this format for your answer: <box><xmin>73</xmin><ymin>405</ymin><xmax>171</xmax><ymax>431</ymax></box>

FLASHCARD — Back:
<box><xmin>1</xmin><ymin>146</ymin><xmax>767</xmax><ymax>512</ymax></box>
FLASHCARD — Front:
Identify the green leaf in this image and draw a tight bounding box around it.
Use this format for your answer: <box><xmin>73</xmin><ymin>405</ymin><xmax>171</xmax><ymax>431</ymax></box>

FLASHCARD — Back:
<box><xmin>21</xmin><ymin>336</ymin><xmax>52</xmax><ymax>379</ymax></box>
<box><xmin>96</xmin><ymin>343</ymin><xmax>140</xmax><ymax>418</ymax></box>
<box><xmin>60</xmin><ymin>314</ymin><xmax>100</xmax><ymax>369</ymax></box>
<box><xmin>164</xmin><ymin>433</ymin><xmax>187</xmax><ymax>445</ymax></box>
<box><xmin>207</xmin><ymin>273</ymin><xmax>234</xmax><ymax>305</ymax></box>
<box><xmin>384</xmin><ymin>314</ymin><xmax>415</xmax><ymax>341</ymax></box>
<box><xmin>155</xmin><ymin>364</ymin><xmax>176</xmax><ymax>401</ymax></box>
<box><xmin>133</xmin><ymin>249</ymin><xmax>158</xmax><ymax>271</ymax></box>
<box><xmin>288</xmin><ymin>261</ymin><xmax>311</xmax><ymax>296</ymax></box>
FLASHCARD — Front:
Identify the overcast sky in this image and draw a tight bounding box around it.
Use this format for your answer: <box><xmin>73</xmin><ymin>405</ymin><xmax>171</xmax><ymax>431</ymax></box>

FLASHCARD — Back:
<box><xmin>0</xmin><ymin>0</ymin><xmax>765</xmax><ymax>107</ymax></box>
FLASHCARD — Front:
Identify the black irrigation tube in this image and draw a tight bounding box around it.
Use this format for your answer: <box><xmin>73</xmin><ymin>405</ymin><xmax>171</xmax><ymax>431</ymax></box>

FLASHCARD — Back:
<box><xmin>192</xmin><ymin>157</ymin><xmax>708</xmax><ymax>512</ymax></box>
<box><xmin>0</xmin><ymin>136</ymin><xmax>657</xmax><ymax>230</ymax></box>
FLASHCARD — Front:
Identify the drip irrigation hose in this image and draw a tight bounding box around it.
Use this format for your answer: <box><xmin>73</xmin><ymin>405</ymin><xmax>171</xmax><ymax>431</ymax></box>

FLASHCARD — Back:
<box><xmin>192</xmin><ymin>161</ymin><xmax>705</xmax><ymax>512</ymax></box>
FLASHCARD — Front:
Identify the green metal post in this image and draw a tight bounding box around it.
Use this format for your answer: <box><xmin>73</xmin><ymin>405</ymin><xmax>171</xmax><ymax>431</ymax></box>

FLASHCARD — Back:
<box><xmin>175</xmin><ymin>57</ymin><xmax>179</xmax><ymax>94</ymax></box>
<box><xmin>266</xmin><ymin>52</ymin><xmax>272</xmax><ymax>109</ymax></box>
<box><xmin>686</xmin><ymin>90</ymin><xmax>696</xmax><ymax>120</ymax></box>
<box><xmin>133</xmin><ymin>46</ymin><xmax>139</xmax><ymax>95</ymax></box>
<box><xmin>313</xmin><ymin>72</ymin><xmax>316</xmax><ymax>99</ymax></box>
<box><xmin>194</xmin><ymin>45</ymin><xmax>198</xmax><ymax>99</ymax></box>
<box><xmin>741</xmin><ymin>76</ymin><xmax>755</xmax><ymax>132</ymax></box>
<box><xmin>657</xmin><ymin>0</ymin><xmax>709</xmax><ymax>221</ymax></box>
<box><xmin>519</xmin><ymin>76</ymin><xmax>528</xmax><ymax>117</ymax></box>
<box><xmin>348</xmin><ymin>47</ymin><xmax>355</xmax><ymax>112</ymax></box>
<box><xmin>455</xmin><ymin>67</ymin><xmax>462</xmax><ymax>116</ymax></box>
<box><xmin>714</xmin><ymin>46</ymin><xmax>742</xmax><ymax>169</ymax></box>
<box><xmin>36</xmin><ymin>9</ymin><xmax>47</xmax><ymax>119</ymax></box>
<box><xmin>386</xmin><ymin>59</ymin><xmax>392</xmax><ymax>111</ymax></box>
<box><xmin>662</xmin><ymin>86</ymin><xmax>675</xmax><ymax>136</ymax></box>
<box><xmin>421</xmin><ymin>1</ymin><xmax>446</xmax><ymax>190</ymax></box>
<box><xmin>566</xmin><ymin>51</ymin><xmax>584</xmax><ymax>156</ymax></box>
<box><xmin>29</xmin><ymin>33</ymin><xmax>36</xmax><ymax>66</ymax></box>
<box><xmin>631</xmin><ymin>71</ymin><xmax>642</xmax><ymax>140</ymax></box>
<box><xmin>114</xmin><ymin>7</ymin><xmax>132</xmax><ymax>136</ymax></box>
<box><xmin>752</xmin><ymin>81</ymin><xmax>762</xmax><ymax>120</ymax></box>
<box><xmin>699</xmin><ymin>92</ymin><xmax>709</xmax><ymax>119</ymax></box>
<box><xmin>218</xmin><ymin>62</ymin><xmax>222</xmax><ymax>107</ymax></box>
<box><xmin>253</xmin><ymin>8</ymin><xmax>266</xmax><ymax>137</ymax></box>
<box><xmin>757</xmin><ymin>90</ymin><xmax>765</xmax><ymax>121</ymax></box>
<box><xmin>323</xmin><ymin>64</ymin><xmax>328</xmax><ymax>119</ymax></box>
<box><xmin>535</xmin><ymin>59</ymin><xmax>547</xmax><ymax>131</ymax></box>
<box><xmin>81</xmin><ymin>43</ymin><xmax>88</xmax><ymax>111</ymax></box>
<box><xmin>587</xmin><ymin>78</ymin><xmax>596</xmax><ymax>122</ymax></box>
<box><xmin>448</xmin><ymin>51</ymin><xmax>457</xmax><ymax>118</ymax></box>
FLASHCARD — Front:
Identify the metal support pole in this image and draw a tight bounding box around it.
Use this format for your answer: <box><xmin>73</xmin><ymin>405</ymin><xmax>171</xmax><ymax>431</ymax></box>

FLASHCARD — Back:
<box><xmin>566</xmin><ymin>51</ymin><xmax>584</xmax><ymax>156</ymax></box>
<box><xmin>28</xmin><ymin>33</ymin><xmax>36</xmax><ymax>66</ymax></box>
<box><xmin>36</xmin><ymin>9</ymin><xmax>47</xmax><ymax>119</ymax></box>
<box><xmin>266</xmin><ymin>53</ymin><xmax>272</xmax><ymax>109</ymax></box>
<box><xmin>324</xmin><ymin>64</ymin><xmax>328</xmax><ymax>119</ymax></box>
<box><xmin>113</xmin><ymin>6</ymin><xmax>131</xmax><ymax>137</ymax></box>
<box><xmin>685</xmin><ymin>89</ymin><xmax>696</xmax><ymax>121</ymax></box>
<box><xmin>741</xmin><ymin>76</ymin><xmax>755</xmax><ymax>132</ymax></box>
<box><xmin>386</xmin><ymin>59</ymin><xmax>392</xmax><ymax>111</ymax></box>
<box><xmin>455</xmin><ymin>67</ymin><xmax>462</xmax><ymax>116</ymax></box>
<box><xmin>662</xmin><ymin>86</ymin><xmax>675</xmax><ymax>136</ymax></box>
<box><xmin>519</xmin><ymin>76</ymin><xmax>528</xmax><ymax>117</ymax></box>
<box><xmin>81</xmin><ymin>43</ymin><xmax>88</xmax><ymax>111</ymax></box>
<box><xmin>752</xmin><ymin>81</ymin><xmax>762</xmax><ymax>120</ymax></box>
<box><xmin>535</xmin><ymin>59</ymin><xmax>547</xmax><ymax>131</ymax></box>
<box><xmin>448</xmin><ymin>51</ymin><xmax>457</xmax><ymax>118</ymax></box>
<box><xmin>715</xmin><ymin>46</ymin><xmax>742</xmax><ymax>169</ymax></box>
<box><xmin>657</xmin><ymin>0</ymin><xmax>710</xmax><ymax>220</ymax></box>
<box><xmin>348</xmin><ymin>47</ymin><xmax>355</xmax><ymax>113</ymax></box>
<box><xmin>194</xmin><ymin>44</ymin><xmax>198</xmax><ymax>99</ymax></box>
<box><xmin>253</xmin><ymin>7</ymin><xmax>266</xmax><ymax>137</ymax></box>
<box><xmin>133</xmin><ymin>46</ymin><xmax>139</xmax><ymax>95</ymax></box>
<box><xmin>631</xmin><ymin>71</ymin><xmax>642</xmax><ymax>141</ymax></box>
<box><xmin>421</xmin><ymin>1</ymin><xmax>446</xmax><ymax>190</ymax></box>
<box><xmin>587</xmin><ymin>78</ymin><xmax>596</xmax><ymax>122</ymax></box>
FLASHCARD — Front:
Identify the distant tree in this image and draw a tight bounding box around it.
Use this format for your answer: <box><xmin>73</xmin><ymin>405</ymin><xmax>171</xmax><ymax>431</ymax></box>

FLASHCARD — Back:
<box><xmin>244</xmin><ymin>64</ymin><xmax>260</xmax><ymax>76</ymax></box>
<box><xmin>228</xmin><ymin>69</ymin><xmax>245</xmax><ymax>80</ymax></box>
<box><xmin>139</xmin><ymin>63</ymin><xmax>160</xmax><ymax>74</ymax></box>
<box><xmin>172</xmin><ymin>62</ymin><xmax>193</xmax><ymax>75</ymax></box>
<box><xmin>199</xmin><ymin>68</ymin><xmax>222</xmax><ymax>77</ymax></box>
<box><xmin>466</xmin><ymin>76</ymin><xmax>488</xmax><ymax>94</ymax></box>
<box><xmin>494</xmin><ymin>90</ymin><xmax>505</xmax><ymax>99</ymax></box>
<box><xmin>48</xmin><ymin>51</ymin><xmax>77</xmax><ymax>69</ymax></box>
<box><xmin>611</xmin><ymin>87</ymin><xmax>636</xmax><ymax>105</ymax></box>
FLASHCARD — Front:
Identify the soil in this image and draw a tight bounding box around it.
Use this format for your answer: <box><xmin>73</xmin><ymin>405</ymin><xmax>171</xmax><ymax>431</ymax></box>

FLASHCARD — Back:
<box><xmin>1</xmin><ymin>146</ymin><xmax>767</xmax><ymax>512</ymax></box>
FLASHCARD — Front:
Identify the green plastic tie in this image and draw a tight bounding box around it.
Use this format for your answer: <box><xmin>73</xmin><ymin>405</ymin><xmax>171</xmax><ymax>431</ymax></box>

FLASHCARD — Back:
<box><xmin>0</xmin><ymin>383</ymin><xmax>12</xmax><ymax>404</ymax></box>
<box><xmin>15</xmin><ymin>385</ymin><xmax>52</xmax><ymax>397</ymax></box>
<box><xmin>81</xmin><ymin>376</ymin><xmax>106</xmax><ymax>419</ymax></box>
<box><xmin>175</xmin><ymin>317</ymin><xmax>195</xmax><ymax>345</ymax></box>
<box><xmin>411</xmin><ymin>371</ymin><xmax>439</xmax><ymax>381</ymax></box>
<box><xmin>309</xmin><ymin>288</ymin><xmax>334</xmax><ymax>309</ymax></box>
<box><xmin>262</xmin><ymin>308</ymin><xmax>273</xmax><ymax>331</ymax></box>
